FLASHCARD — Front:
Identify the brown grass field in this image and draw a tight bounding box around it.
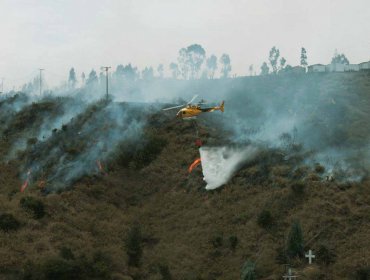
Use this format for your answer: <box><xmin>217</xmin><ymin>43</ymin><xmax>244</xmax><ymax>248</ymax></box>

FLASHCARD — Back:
<box><xmin>0</xmin><ymin>72</ymin><xmax>369</xmax><ymax>279</ymax></box>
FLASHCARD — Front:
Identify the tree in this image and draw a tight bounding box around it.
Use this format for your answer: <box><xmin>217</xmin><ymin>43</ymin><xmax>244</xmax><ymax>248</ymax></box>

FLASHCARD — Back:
<box><xmin>279</xmin><ymin>57</ymin><xmax>286</xmax><ymax>72</ymax></box>
<box><xmin>125</xmin><ymin>223</ymin><xmax>142</xmax><ymax>267</ymax></box>
<box><xmin>206</xmin><ymin>55</ymin><xmax>217</xmax><ymax>79</ymax></box>
<box><xmin>287</xmin><ymin>220</ymin><xmax>304</xmax><ymax>258</ymax></box>
<box><xmin>68</xmin><ymin>68</ymin><xmax>77</xmax><ymax>88</ymax></box>
<box><xmin>81</xmin><ymin>72</ymin><xmax>86</xmax><ymax>86</ymax></box>
<box><xmin>241</xmin><ymin>260</ymin><xmax>256</xmax><ymax>280</ymax></box>
<box><xmin>300</xmin><ymin>47</ymin><xmax>308</xmax><ymax>67</ymax></box>
<box><xmin>260</xmin><ymin>62</ymin><xmax>269</xmax><ymax>75</ymax></box>
<box><xmin>186</xmin><ymin>44</ymin><xmax>206</xmax><ymax>79</ymax></box>
<box><xmin>331</xmin><ymin>50</ymin><xmax>349</xmax><ymax>64</ymax></box>
<box><xmin>177</xmin><ymin>44</ymin><xmax>206</xmax><ymax>79</ymax></box>
<box><xmin>86</xmin><ymin>70</ymin><xmax>98</xmax><ymax>87</ymax></box>
<box><xmin>249</xmin><ymin>64</ymin><xmax>254</xmax><ymax>76</ymax></box>
<box><xmin>141</xmin><ymin>67</ymin><xmax>154</xmax><ymax>80</ymax></box>
<box><xmin>269</xmin><ymin>46</ymin><xmax>280</xmax><ymax>74</ymax></box>
<box><xmin>157</xmin><ymin>64</ymin><xmax>164</xmax><ymax>78</ymax></box>
<box><xmin>169</xmin><ymin>63</ymin><xmax>180</xmax><ymax>79</ymax></box>
<box><xmin>220</xmin><ymin>53</ymin><xmax>231</xmax><ymax>78</ymax></box>
<box><xmin>115</xmin><ymin>64</ymin><xmax>138</xmax><ymax>81</ymax></box>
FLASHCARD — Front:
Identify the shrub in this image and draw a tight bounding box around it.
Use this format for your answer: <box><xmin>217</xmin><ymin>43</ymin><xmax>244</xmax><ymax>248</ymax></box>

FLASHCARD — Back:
<box><xmin>229</xmin><ymin>235</ymin><xmax>238</xmax><ymax>250</ymax></box>
<box><xmin>211</xmin><ymin>233</ymin><xmax>223</xmax><ymax>248</ymax></box>
<box><xmin>354</xmin><ymin>267</ymin><xmax>370</xmax><ymax>280</ymax></box>
<box><xmin>20</xmin><ymin>197</ymin><xmax>45</xmax><ymax>219</ymax></box>
<box><xmin>0</xmin><ymin>213</ymin><xmax>20</xmax><ymax>232</ymax></box>
<box><xmin>317</xmin><ymin>245</ymin><xmax>336</xmax><ymax>265</ymax></box>
<box><xmin>59</xmin><ymin>247</ymin><xmax>75</xmax><ymax>260</ymax></box>
<box><xmin>125</xmin><ymin>223</ymin><xmax>143</xmax><ymax>267</ymax></box>
<box><xmin>241</xmin><ymin>260</ymin><xmax>256</xmax><ymax>280</ymax></box>
<box><xmin>290</xmin><ymin>182</ymin><xmax>305</xmax><ymax>196</ymax></box>
<box><xmin>314</xmin><ymin>163</ymin><xmax>325</xmax><ymax>174</ymax></box>
<box><xmin>257</xmin><ymin>210</ymin><xmax>273</xmax><ymax>229</ymax></box>
<box><xmin>158</xmin><ymin>263</ymin><xmax>172</xmax><ymax>280</ymax></box>
<box><xmin>287</xmin><ymin>220</ymin><xmax>304</xmax><ymax>258</ymax></box>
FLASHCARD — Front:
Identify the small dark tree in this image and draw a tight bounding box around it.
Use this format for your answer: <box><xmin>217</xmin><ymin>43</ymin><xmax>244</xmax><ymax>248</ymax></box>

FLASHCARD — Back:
<box><xmin>0</xmin><ymin>213</ymin><xmax>20</xmax><ymax>231</ymax></box>
<box><xmin>269</xmin><ymin>46</ymin><xmax>280</xmax><ymax>74</ymax></box>
<box><xmin>220</xmin><ymin>53</ymin><xmax>231</xmax><ymax>78</ymax></box>
<box><xmin>331</xmin><ymin>50</ymin><xmax>349</xmax><ymax>65</ymax></box>
<box><xmin>300</xmin><ymin>47</ymin><xmax>308</xmax><ymax>68</ymax></box>
<box><xmin>260</xmin><ymin>62</ymin><xmax>269</xmax><ymax>75</ymax></box>
<box><xmin>169</xmin><ymin>63</ymin><xmax>180</xmax><ymax>79</ymax></box>
<box><xmin>279</xmin><ymin>57</ymin><xmax>286</xmax><ymax>71</ymax></box>
<box><xmin>125</xmin><ymin>223</ymin><xmax>143</xmax><ymax>267</ymax></box>
<box><xmin>186</xmin><ymin>44</ymin><xmax>206</xmax><ymax>79</ymax></box>
<box><xmin>20</xmin><ymin>197</ymin><xmax>45</xmax><ymax>219</ymax></box>
<box><xmin>158</xmin><ymin>263</ymin><xmax>172</xmax><ymax>280</ymax></box>
<box><xmin>248</xmin><ymin>64</ymin><xmax>254</xmax><ymax>76</ymax></box>
<box><xmin>287</xmin><ymin>220</ymin><xmax>304</xmax><ymax>258</ymax></box>
<box><xmin>68</xmin><ymin>68</ymin><xmax>77</xmax><ymax>88</ymax></box>
<box><xmin>229</xmin><ymin>235</ymin><xmax>238</xmax><ymax>250</ymax></box>
<box><xmin>241</xmin><ymin>260</ymin><xmax>256</xmax><ymax>280</ymax></box>
<box><xmin>157</xmin><ymin>64</ymin><xmax>164</xmax><ymax>78</ymax></box>
<box><xmin>142</xmin><ymin>67</ymin><xmax>154</xmax><ymax>80</ymax></box>
<box><xmin>81</xmin><ymin>72</ymin><xmax>85</xmax><ymax>86</ymax></box>
<box><xmin>257</xmin><ymin>209</ymin><xmax>273</xmax><ymax>229</ymax></box>
<box><xmin>178</xmin><ymin>48</ymin><xmax>190</xmax><ymax>79</ymax></box>
<box><xmin>86</xmin><ymin>69</ymin><xmax>98</xmax><ymax>87</ymax></box>
<box><xmin>206</xmin><ymin>55</ymin><xmax>217</xmax><ymax>79</ymax></box>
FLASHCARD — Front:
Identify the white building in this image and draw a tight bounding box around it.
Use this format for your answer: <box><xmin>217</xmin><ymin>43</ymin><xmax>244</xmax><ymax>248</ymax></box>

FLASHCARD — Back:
<box><xmin>359</xmin><ymin>61</ymin><xmax>370</xmax><ymax>71</ymax></box>
<box><xmin>326</xmin><ymin>63</ymin><xmax>345</xmax><ymax>72</ymax></box>
<box><xmin>307</xmin><ymin>64</ymin><xmax>326</xmax><ymax>72</ymax></box>
<box><xmin>345</xmin><ymin>64</ymin><xmax>360</xmax><ymax>71</ymax></box>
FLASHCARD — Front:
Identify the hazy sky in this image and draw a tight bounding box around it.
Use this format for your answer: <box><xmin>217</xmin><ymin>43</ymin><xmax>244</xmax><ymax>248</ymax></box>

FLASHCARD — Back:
<box><xmin>0</xmin><ymin>0</ymin><xmax>369</xmax><ymax>89</ymax></box>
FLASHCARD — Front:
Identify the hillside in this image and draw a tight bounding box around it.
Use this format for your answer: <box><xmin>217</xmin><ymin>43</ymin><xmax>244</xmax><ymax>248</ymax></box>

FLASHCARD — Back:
<box><xmin>0</xmin><ymin>72</ymin><xmax>369</xmax><ymax>279</ymax></box>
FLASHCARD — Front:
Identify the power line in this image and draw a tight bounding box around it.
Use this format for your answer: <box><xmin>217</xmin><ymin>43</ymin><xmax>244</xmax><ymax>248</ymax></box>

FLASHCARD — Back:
<box><xmin>101</xmin><ymin>66</ymin><xmax>111</xmax><ymax>100</ymax></box>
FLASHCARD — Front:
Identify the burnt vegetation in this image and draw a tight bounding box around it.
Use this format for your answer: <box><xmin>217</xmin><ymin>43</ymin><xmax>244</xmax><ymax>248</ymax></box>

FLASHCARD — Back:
<box><xmin>0</xmin><ymin>73</ymin><xmax>369</xmax><ymax>279</ymax></box>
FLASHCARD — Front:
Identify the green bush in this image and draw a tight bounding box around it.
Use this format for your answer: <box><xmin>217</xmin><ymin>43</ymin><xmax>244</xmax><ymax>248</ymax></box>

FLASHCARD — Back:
<box><xmin>22</xmin><ymin>252</ymin><xmax>112</xmax><ymax>280</ymax></box>
<box><xmin>116</xmin><ymin>135</ymin><xmax>167</xmax><ymax>169</ymax></box>
<box><xmin>257</xmin><ymin>210</ymin><xmax>273</xmax><ymax>229</ymax></box>
<box><xmin>290</xmin><ymin>182</ymin><xmax>305</xmax><ymax>196</ymax></box>
<box><xmin>241</xmin><ymin>260</ymin><xmax>256</xmax><ymax>280</ymax></box>
<box><xmin>314</xmin><ymin>163</ymin><xmax>325</xmax><ymax>174</ymax></box>
<box><xmin>354</xmin><ymin>267</ymin><xmax>370</xmax><ymax>280</ymax></box>
<box><xmin>211</xmin><ymin>233</ymin><xmax>223</xmax><ymax>248</ymax></box>
<box><xmin>20</xmin><ymin>197</ymin><xmax>45</xmax><ymax>219</ymax></box>
<box><xmin>287</xmin><ymin>220</ymin><xmax>304</xmax><ymax>258</ymax></box>
<box><xmin>125</xmin><ymin>223</ymin><xmax>143</xmax><ymax>267</ymax></box>
<box><xmin>59</xmin><ymin>247</ymin><xmax>75</xmax><ymax>260</ymax></box>
<box><xmin>229</xmin><ymin>235</ymin><xmax>238</xmax><ymax>250</ymax></box>
<box><xmin>0</xmin><ymin>213</ymin><xmax>20</xmax><ymax>232</ymax></box>
<box><xmin>317</xmin><ymin>245</ymin><xmax>336</xmax><ymax>265</ymax></box>
<box><xmin>158</xmin><ymin>263</ymin><xmax>172</xmax><ymax>280</ymax></box>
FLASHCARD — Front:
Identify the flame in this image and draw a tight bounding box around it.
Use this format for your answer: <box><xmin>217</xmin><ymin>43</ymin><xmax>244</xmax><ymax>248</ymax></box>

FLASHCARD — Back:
<box><xmin>96</xmin><ymin>160</ymin><xmax>108</xmax><ymax>176</ymax></box>
<box><xmin>188</xmin><ymin>158</ymin><xmax>201</xmax><ymax>173</ymax></box>
<box><xmin>20</xmin><ymin>169</ymin><xmax>32</xmax><ymax>193</ymax></box>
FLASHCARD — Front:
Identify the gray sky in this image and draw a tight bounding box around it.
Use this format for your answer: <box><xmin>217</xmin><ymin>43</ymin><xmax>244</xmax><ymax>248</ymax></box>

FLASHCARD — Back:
<box><xmin>0</xmin><ymin>0</ymin><xmax>369</xmax><ymax>89</ymax></box>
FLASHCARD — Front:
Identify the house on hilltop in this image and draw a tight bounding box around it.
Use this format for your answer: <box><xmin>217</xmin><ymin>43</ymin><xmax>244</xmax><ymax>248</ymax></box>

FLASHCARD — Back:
<box><xmin>359</xmin><ymin>61</ymin><xmax>370</xmax><ymax>71</ymax></box>
<box><xmin>307</xmin><ymin>64</ymin><xmax>326</xmax><ymax>73</ymax></box>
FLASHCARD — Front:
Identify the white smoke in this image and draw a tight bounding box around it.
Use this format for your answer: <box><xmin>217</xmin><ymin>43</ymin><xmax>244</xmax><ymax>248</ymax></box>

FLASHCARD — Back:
<box><xmin>199</xmin><ymin>145</ymin><xmax>259</xmax><ymax>190</ymax></box>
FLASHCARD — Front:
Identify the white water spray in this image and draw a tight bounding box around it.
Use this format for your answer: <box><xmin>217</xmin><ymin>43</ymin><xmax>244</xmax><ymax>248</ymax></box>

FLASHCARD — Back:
<box><xmin>199</xmin><ymin>145</ymin><xmax>259</xmax><ymax>190</ymax></box>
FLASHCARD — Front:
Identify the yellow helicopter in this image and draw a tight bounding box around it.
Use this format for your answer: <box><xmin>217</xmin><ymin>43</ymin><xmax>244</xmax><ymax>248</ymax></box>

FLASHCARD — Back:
<box><xmin>162</xmin><ymin>95</ymin><xmax>224</xmax><ymax>119</ymax></box>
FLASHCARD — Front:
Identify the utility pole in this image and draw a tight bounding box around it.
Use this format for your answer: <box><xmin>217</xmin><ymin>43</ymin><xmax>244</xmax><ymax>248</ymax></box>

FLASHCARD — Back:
<box><xmin>0</xmin><ymin>77</ymin><xmax>4</xmax><ymax>94</ymax></box>
<box><xmin>101</xmin><ymin>66</ymin><xmax>111</xmax><ymax>100</ymax></box>
<box><xmin>39</xmin><ymin>69</ymin><xmax>44</xmax><ymax>96</ymax></box>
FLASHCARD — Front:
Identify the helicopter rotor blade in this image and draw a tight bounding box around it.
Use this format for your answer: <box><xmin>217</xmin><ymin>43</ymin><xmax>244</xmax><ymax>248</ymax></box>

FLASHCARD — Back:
<box><xmin>187</xmin><ymin>95</ymin><xmax>198</xmax><ymax>105</ymax></box>
<box><xmin>162</xmin><ymin>104</ymin><xmax>186</xmax><ymax>111</ymax></box>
